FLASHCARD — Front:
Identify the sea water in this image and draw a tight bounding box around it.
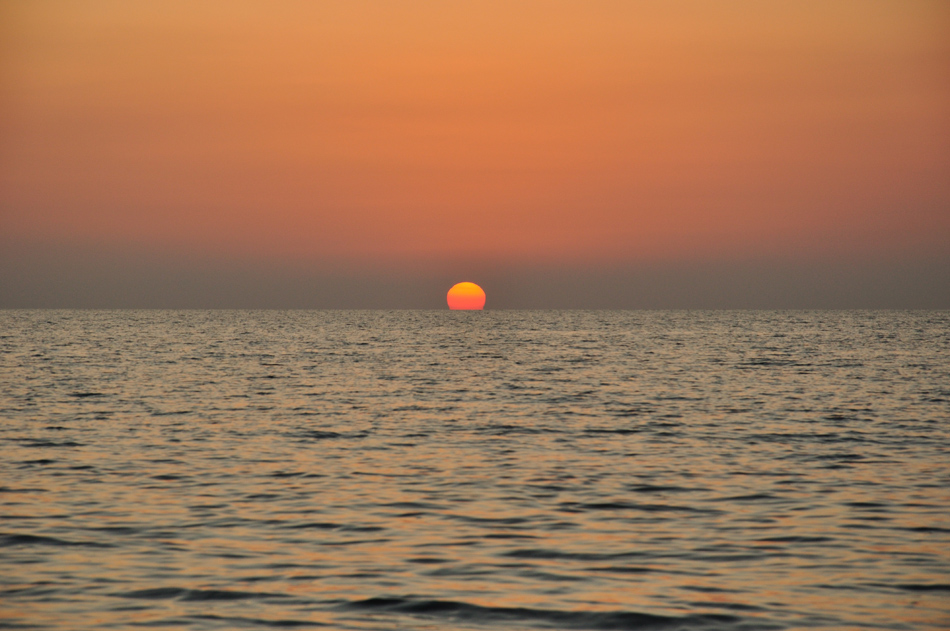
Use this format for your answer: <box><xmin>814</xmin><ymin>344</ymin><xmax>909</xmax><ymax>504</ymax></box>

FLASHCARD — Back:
<box><xmin>1</xmin><ymin>310</ymin><xmax>948</xmax><ymax>630</ymax></box>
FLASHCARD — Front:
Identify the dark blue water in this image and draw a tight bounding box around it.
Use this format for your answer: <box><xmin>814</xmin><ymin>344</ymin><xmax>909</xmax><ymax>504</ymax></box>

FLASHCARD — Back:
<box><xmin>2</xmin><ymin>310</ymin><xmax>948</xmax><ymax>630</ymax></box>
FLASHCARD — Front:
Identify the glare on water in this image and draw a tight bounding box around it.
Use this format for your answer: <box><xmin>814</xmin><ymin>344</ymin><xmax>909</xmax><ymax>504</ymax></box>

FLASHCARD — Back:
<box><xmin>1</xmin><ymin>310</ymin><xmax>948</xmax><ymax>630</ymax></box>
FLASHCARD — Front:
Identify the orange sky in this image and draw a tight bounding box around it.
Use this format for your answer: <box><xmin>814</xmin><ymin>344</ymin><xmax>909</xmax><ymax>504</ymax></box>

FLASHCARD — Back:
<box><xmin>1</xmin><ymin>1</ymin><xmax>949</xmax><ymax>288</ymax></box>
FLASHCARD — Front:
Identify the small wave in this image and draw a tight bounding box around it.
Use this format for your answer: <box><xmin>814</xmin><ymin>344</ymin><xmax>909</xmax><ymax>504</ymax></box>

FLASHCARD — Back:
<box><xmin>187</xmin><ymin>613</ymin><xmax>324</xmax><ymax>627</ymax></box>
<box><xmin>343</xmin><ymin>597</ymin><xmax>748</xmax><ymax>630</ymax></box>
<box><xmin>625</xmin><ymin>484</ymin><xmax>700</xmax><ymax>494</ymax></box>
<box><xmin>337</xmin><ymin>525</ymin><xmax>385</xmax><ymax>533</ymax></box>
<box><xmin>685</xmin><ymin>601</ymin><xmax>766</xmax><ymax>612</ymax></box>
<box><xmin>877</xmin><ymin>583</ymin><xmax>950</xmax><ymax>593</ymax></box>
<box><xmin>119</xmin><ymin>587</ymin><xmax>289</xmax><ymax>601</ymax></box>
<box><xmin>474</xmin><ymin>424</ymin><xmax>564</xmax><ymax>435</ymax></box>
<box><xmin>897</xmin><ymin>583</ymin><xmax>950</xmax><ymax>592</ymax></box>
<box><xmin>296</xmin><ymin>431</ymin><xmax>341</xmax><ymax>440</ymax></box>
<box><xmin>381</xmin><ymin>501</ymin><xmax>447</xmax><ymax>511</ymax></box>
<box><xmin>0</xmin><ymin>620</ymin><xmax>47</xmax><ymax>629</ymax></box>
<box><xmin>587</xmin><ymin>565</ymin><xmax>656</xmax><ymax>574</ymax></box>
<box><xmin>901</xmin><ymin>526</ymin><xmax>950</xmax><ymax>533</ymax></box>
<box><xmin>561</xmin><ymin>501</ymin><xmax>718</xmax><ymax>514</ymax></box>
<box><xmin>735</xmin><ymin>358</ymin><xmax>798</xmax><ymax>368</ymax></box>
<box><xmin>503</xmin><ymin>548</ymin><xmax>642</xmax><ymax>562</ymax></box>
<box><xmin>446</xmin><ymin>514</ymin><xmax>531</xmax><ymax>526</ymax></box>
<box><xmin>407</xmin><ymin>556</ymin><xmax>450</xmax><ymax>564</ymax></box>
<box><xmin>0</xmin><ymin>533</ymin><xmax>112</xmax><ymax>548</ymax></box>
<box><xmin>843</xmin><ymin>501</ymin><xmax>890</xmax><ymax>510</ymax></box>
<box><xmin>279</xmin><ymin>521</ymin><xmax>342</xmax><ymax>530</ymax></box>
<box><xmin>755</xmin><ymin>536</ymin><xmax>834</xmax><ymax>544</ymax></box>
<box><xmin>17</xmin><ymin>441</ymin><xmax>84</xmax><ymax>448</ymax></box>
<box><xmin>292</xmin><ymin>429</ymin><xmax>369</xmax><ymax>442</ymax></box>
<box><xmin>715</xmin><ymin>493</ymin><xmax>780</xmax><ymax>502</ymax></box>
<box><xmin>392</xmin><ymin>404</ymin><xmax>441</xmax><ymax>412</ymax></box>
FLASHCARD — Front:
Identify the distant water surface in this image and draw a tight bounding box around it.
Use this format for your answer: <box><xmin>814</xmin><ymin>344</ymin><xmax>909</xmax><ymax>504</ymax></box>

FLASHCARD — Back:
<box><xmin>1</xmin><ymin>310</ymin><xmax>948</xmax><ymax>630</ymax></box>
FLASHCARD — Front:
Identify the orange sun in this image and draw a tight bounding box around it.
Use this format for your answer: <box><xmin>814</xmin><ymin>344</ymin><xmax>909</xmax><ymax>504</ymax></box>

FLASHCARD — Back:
<box><xmin>447</xmin><ymin>282</ymin><xmax>486</xmax><ymax>310</ymax></box>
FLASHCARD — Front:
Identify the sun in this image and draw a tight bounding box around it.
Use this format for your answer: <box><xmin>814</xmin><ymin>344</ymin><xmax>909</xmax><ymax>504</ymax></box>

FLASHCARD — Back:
<box><xmin>447</xmin><ymin>282</ymin><xmax>486</xmax><ymax>310</ymax></box>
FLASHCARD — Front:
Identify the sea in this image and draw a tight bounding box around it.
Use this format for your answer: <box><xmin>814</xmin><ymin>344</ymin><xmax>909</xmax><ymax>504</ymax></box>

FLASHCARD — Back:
<box><xmin>1</xmin><ymin>310</ymin><xmax>948</xmax><ymax>630</ymax></box>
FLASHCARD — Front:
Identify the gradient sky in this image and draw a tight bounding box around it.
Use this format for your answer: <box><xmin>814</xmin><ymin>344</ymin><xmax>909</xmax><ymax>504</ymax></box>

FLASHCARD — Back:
<box><xmin>1</xmin><ymin>1</ymin><xmax>948</xmax><ymax>307</ymax></box>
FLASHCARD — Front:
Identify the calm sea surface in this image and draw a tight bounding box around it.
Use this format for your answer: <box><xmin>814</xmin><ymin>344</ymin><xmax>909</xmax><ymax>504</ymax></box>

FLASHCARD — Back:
<box><xmin>1</xmin><ymin>310</ymin><xmax>948</xmax><ymax>630</ymax></box>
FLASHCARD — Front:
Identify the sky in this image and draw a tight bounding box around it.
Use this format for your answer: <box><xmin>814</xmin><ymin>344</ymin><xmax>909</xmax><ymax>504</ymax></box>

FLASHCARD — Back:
<box><xmin>1</xmin><ymin>0</ymin><xmax>948</xmax><ymax>308</ymax></box>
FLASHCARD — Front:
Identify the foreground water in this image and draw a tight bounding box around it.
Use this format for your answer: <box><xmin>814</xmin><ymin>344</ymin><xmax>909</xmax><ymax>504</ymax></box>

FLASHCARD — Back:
<box><xmin>1</xmin><ymin>310</ymin><xmax>948</xmax><ymax>630</ymax></box>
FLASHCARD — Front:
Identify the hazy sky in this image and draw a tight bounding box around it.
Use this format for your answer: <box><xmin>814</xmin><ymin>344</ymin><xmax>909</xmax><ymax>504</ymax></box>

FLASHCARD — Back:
<box><xmin>2</xmin><ymin>1</ymin><xmax>948</xmax><ymax>308</ymax></box>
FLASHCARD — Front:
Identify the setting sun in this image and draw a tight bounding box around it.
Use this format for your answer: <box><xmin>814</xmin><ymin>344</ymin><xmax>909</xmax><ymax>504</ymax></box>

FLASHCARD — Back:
<box><xmin>446</xmin><ymin>282</ymin><xmax>486</xmax><ymax>310</ymax></box>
